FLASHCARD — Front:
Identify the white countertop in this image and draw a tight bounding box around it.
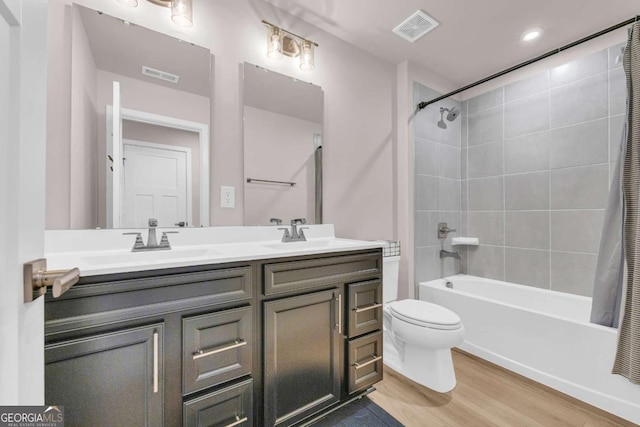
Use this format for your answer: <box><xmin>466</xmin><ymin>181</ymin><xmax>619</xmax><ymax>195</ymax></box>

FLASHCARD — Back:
<box><xmin>45</xmin><ymin>225</ymin><xmax>385</xmax><ymax>276</ymax></box>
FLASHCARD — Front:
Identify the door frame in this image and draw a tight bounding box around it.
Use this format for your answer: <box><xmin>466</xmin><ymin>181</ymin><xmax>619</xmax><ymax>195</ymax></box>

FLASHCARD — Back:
<box><xmin>0</xmin><ymin>0</ymin><xmax>48</xmax><ymax>405</ymax></box>
<box><xmin>122</xmin><ymin>139</ymin><xmax>193</xmax><ymax>227</ymax></box>
<box><xmin>106</xmin><ymin>106</ymin><xmax>209</xmax><ymax>227</ymax></box>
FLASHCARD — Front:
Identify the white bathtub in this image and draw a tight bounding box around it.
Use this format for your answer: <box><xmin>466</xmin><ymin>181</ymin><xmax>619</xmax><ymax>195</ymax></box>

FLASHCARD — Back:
<box><xmin>420</xmin><ymin>274</ymin><xmax>640</xmax><ymax>425</ymax></box>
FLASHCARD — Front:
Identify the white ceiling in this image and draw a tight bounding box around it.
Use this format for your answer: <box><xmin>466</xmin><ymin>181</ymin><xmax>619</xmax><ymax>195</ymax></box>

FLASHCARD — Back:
<box><xmin>264</xmin><ymin>0</ymin><xmax>640</xmax><ymax>88</ymax></box>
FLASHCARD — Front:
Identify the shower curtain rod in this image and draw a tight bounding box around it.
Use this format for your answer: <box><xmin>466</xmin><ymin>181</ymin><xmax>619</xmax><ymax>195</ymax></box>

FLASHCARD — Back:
<box><xmin>416</xmin><ymin>14</ymin><xmax>640</xmax><ymax>112</ymax></box>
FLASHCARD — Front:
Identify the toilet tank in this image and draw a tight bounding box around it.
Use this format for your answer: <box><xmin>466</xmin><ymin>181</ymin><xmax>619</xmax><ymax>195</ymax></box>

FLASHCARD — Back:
<box><xmin>383</xmin><ymin>255</ymin><xmax>400</xmax><ymax>304</ymax></box>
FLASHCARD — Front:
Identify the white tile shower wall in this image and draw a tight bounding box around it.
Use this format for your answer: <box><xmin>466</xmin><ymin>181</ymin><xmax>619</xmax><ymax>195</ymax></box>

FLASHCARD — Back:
<box><xmin>414</xmin><ymin>82</ymin><xmax>462</xmax><ymax>282</ymax></box>
<box><xmin>463</xmin><ymin>45</ymin><xmax>625</xmax><ymax>297</ymax></box>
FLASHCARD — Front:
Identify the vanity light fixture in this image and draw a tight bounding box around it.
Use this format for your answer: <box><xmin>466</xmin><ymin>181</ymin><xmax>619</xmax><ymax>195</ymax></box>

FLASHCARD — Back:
<box><xmin>262</xmin><ymin>20</ymin><xmax>318</xmax><ymax>71</ymax></box>
<box><xmin>115</xmin><ymin>0</ymin><xmax>193</xmax><ymax>28</ymax></box>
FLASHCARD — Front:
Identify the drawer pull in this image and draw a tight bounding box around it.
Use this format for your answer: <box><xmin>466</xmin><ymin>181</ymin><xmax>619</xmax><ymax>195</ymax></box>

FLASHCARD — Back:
<box><xmin>193</xmin><ymin>339</ymin><xmax>247</xmax><ymax>360</ymax></box>
<box><xmin>353</xmin><ymin>303</ymin><xmax>382</xmax><ymax>313</ymax></box>
<box><xmin>224</xmin><ymin>415</ymin><xmax>248</xmax><ymax>427</ymax></box>
<box><xmin>353</xmin><ymin>354</ymin><xmax>382</xmax><ymax>370</ymax></box>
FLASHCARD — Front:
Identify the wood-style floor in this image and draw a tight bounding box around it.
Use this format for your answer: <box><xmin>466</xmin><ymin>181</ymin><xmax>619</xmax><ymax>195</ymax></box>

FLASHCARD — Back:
<box><xmin>368</xmin><ymin>349</ymin><xmax>638</xmax><ymax>427</ymax></box>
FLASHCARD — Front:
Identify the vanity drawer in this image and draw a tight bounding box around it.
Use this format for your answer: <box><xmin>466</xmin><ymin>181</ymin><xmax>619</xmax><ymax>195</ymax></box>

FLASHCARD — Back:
<box><xmin>348</xmin><ymin>280</ymin><xmax>383</xmax><ymax>338</ymax></box>
<box><xmin>263</xmin><ymin>252</ymin><xmax>381</xmax><ymax>295</ymax></box>
<box><xmin>183</xmin><ymin>307</ymin><xmax>252</xmax><ymax>395</ymax></box>
<box><xmin>348</xmin><ymin>331</ymin><xmax>383</xmax><ymax>394</ymax></box>
<box><xmin>183</xmin><ymin>378</ymin><xmax>253</xmax><ymax>427</ymax></box>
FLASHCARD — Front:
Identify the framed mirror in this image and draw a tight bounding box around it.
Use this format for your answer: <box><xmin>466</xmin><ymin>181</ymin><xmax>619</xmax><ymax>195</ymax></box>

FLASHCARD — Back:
<box><xmin>242</xmin><ymin>63</ymin><xmax>324</xmax><ymax>226</ymax></box>
<box><xmin>46</xmin><ymin>4</ymin><xmax>211</xmax><ymax>229</ymax></box>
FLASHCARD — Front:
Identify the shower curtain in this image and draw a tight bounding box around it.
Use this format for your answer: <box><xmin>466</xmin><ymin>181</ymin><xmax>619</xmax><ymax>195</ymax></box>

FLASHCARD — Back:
<box><xmin>592</xmin><ymin>22</ymin><xmax>640</xmax><ymax>384</ymax></box>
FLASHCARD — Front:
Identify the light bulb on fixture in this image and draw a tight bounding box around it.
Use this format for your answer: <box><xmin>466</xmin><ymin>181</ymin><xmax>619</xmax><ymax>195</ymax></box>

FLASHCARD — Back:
<box><xmin>171</xmin><ymin>0</ymin><xmax>193</xmax><ymax>28</ymax></box>
<box><xmin>116</xmin><ymin>0</ymin><xmax>138</xmax><ymax>6</ymax></box>
<box><xmin>267</xmin><ymin>26</ymin><xmax>284</xmax><ymax>59</ymax></box>
<box><xmin>300</xmin><ymin>40</ymin><xmax>314</xmax><ymax>71</ymax></box>
<box><xmin>115</xmin><ymin>0</ymin><xmax>193</xmax><ymax>27</ymax></box>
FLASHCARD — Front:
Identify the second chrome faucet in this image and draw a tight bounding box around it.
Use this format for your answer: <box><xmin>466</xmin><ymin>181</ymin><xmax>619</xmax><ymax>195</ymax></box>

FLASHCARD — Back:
<box><xmin>279</xmin><ymin>218</ymin><xmax>309</xmax><ymax>242</ymax></box>
<box><xmin>123</xmin><ymin>218</ymin><xmax>178</xmax><ymax>251</ymax></box>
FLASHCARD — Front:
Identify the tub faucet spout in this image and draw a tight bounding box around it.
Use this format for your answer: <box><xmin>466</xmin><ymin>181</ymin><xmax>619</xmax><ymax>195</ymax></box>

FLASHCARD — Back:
<box><xmin>440</xmin><ymin>249</ymin><xmax>461</xmax><ymax>260</ymax></box>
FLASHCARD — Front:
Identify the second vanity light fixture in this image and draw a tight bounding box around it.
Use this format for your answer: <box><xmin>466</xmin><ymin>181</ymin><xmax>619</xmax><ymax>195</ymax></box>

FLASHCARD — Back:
<box><xmin>116</xmin><ymin>0</ymin><xmax>193</xmax><ymax>28</ymax></box>
<box><xmin>262</xmin><ymin>20</ymin><xmax>318</xmax><ymax>71</ymax></box>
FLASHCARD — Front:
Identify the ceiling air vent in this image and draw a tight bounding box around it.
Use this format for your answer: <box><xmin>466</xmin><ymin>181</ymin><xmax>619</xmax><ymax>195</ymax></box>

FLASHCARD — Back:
<box><xmin>393</xmin><ymin>10</ymin><xmax>440</xmax><ymax>43</ymax></box>
<box><xmin>141</xmin><ymin>66</ymin><xmax>180</xmax><ymax>84</ymax></box>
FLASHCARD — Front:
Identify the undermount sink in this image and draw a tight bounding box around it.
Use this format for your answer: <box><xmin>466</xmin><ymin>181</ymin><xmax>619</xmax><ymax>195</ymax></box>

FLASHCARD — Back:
<box><xmin>261</xmin><ymin>239</ymin><xmax>360</xmax><ymax>251</ymax></box>
<box><xmin>80</xmin><ymin>247</ymin><xmax>221</xmax><ymax>265</ymax></box>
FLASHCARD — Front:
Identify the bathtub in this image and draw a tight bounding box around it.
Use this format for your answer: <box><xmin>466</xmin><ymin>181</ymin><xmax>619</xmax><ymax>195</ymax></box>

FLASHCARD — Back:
<box><xmin>420</xmin><ymin>274</ymin><xmax>640</xmax><ymax>425</ymax></box>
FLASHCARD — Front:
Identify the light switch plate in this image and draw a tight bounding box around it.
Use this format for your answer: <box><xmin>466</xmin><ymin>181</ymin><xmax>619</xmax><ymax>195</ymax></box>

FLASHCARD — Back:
<box><xmin>220</xmin><ymin>186</ymin><xmax>235</xmax><ymax>208</ymax></box>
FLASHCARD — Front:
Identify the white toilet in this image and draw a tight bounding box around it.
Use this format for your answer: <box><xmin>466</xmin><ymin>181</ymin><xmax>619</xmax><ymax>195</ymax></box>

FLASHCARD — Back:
<box><xmin>382</xmin><ymin>255</ymin><xmax>464</xmax><ymax>393</ymax></box>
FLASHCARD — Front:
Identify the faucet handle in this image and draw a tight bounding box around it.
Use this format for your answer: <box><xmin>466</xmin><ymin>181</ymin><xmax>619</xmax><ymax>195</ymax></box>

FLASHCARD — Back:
<box><xmin>270</xmin><ymin>218</ymin><xmax>283</xmax><ymax>225</ymax></box>
<box><xmin>123</xmin><ymin>232</ymin><xmax>144</xmax><ymax>250</ymax></box>
<box><xmin>159</xmin><ymin>231</ymin><xmax>178</xmax><ymax>247</ymax></box>
<box><xmin>148</xmin><ymin>218</ymin><xmax>158</xmax><ymax>228</ymax></box>
<box><xmin>297</xmin><ymin>227</ymin><xmax>309</xmax><ymax>240</ymax></box>
<box><xmin>278</xmin><ymin>227</ymin><xmax>291</xmax><ymax>241</ymax></box>
<box><xmin>291</xmin><ymin>218</ymin><xmax>306</xmax><ymax>225</ymax></box>
<box><xmin>438</xmin><ymin>222</ymin><xmax>457</xmax><ymax>239</ymax></box>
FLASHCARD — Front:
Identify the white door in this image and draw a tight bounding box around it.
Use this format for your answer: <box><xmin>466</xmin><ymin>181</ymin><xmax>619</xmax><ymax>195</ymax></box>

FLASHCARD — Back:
<box><xmin>122</xmin><ymin>140</ymin><xmax>192</xmax><ymax>228</ymax></box>
<box><xmin>0</xmin><ymin>0</ymin><xmax>47</xmax><ymax>405</ymax></box>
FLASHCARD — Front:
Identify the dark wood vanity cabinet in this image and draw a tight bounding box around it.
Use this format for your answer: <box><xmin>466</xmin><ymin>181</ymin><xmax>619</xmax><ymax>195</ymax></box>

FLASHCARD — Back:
<box><xmin>44</xmin><ymin>248</ymin><xmax>383</xmax><ymax>427</ymax></box>
<box><xmin>44</xmin><ymin>262</ymin><xmax>254</xmax><ymax>427</ymax></box>
<box><xmin>259</xmin><ymin>250</ymin><xmax>383</xmax><ymax>426</ymax></box>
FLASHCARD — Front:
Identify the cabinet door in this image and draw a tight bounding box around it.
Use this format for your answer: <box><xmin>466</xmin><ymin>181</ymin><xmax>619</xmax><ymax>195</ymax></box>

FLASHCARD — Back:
<box><xmin>45</xmin><ymin>324</ymin><xmax>164</xmax><ymax>427</ymax></box>
<box><xmin>264</xmin><ymin>289</ymin><xmax>342</xmax><ymax>426</ymax></box>
<box><xmin>183</xmin><ymin>379</ymin><xmax>253</xmax><ymax>427</ymax></box>
<box><xmin>348</xmin><ymin>280</ymin><xmax>383</xmax><ymax>338</ymax></box>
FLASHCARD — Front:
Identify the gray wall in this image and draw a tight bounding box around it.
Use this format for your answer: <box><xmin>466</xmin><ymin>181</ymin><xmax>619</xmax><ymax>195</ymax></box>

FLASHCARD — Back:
<box><xmin>414</xmin><ymin>42</ymin><xmax>626</xmax><ymax>297</ymax></box>
<box><xmin>413</xmin><ymin>83</ymin><xmax>462</xmax><ymax>283</ymax></box>
<box><xmin>460</xmin><ymin>44</ymin><xmax>626</xmax><ymax>297</ymax></box>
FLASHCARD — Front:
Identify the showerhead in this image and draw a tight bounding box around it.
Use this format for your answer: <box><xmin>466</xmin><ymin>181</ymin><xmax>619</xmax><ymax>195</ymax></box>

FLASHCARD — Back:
<box><xmin>438</xmin><ymin>106</ymin><xmax>460</xmax><ymax>129</ymax></box>
<box><xmin>446</xmin><ymin>106</ymin><xmax>460</xmax><ymax>121</ymax></box>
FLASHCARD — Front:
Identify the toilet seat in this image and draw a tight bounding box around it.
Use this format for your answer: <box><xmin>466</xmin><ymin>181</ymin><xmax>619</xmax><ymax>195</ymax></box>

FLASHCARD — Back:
<box><xmin>389</xmin><ymin>299</ymin><xmax>461</xmax><ymax>330</ymax></box>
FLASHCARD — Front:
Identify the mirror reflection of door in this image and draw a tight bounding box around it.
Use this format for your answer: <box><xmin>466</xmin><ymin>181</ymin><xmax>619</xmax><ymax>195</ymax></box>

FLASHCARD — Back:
<box><xmin>122</xmin><ymin>140</ymin><xmax>192</xmax><ymax>228</ymax></box>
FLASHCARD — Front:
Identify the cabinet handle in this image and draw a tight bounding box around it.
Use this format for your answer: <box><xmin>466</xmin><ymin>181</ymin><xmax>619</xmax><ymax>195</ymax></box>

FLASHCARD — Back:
<box><xmin>353</xmin><ymin>303</ymin><xmax>382</xmax><ymax>313</ymax></box>
<box><xmin>353</xmin><ymin>354</ymin><xmax>382</xmax><ymax>370</ymax></box>
<box><xmin>193</xmin><ymin>339</ymin><xmax>246</xmax><ymax>360</ymax></box>
<box><xmin>223</xmin><ymin>415</ymin><xmax>248</xmax><ymax>427</ymax></box>
<box><xmin>153</xmin><ymin>331</ymin><xmax>159</xmax><ymax>394</ymax></box>
<box><xmin>335</xmin><ymin>293</ymin><xmax>342</xmax><ymax>335</ymax></box>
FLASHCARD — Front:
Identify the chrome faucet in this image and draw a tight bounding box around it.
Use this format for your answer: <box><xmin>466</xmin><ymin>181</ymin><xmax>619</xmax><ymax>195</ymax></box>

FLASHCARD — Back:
<box><xmin>279</xmin><ymin>218</ymin><xmax>308</xmax><ymax>242</ymax></box>
<box><xmin>270</xmin><ymin>218</ymin><xmax>283</xmax><ymax>225</ymax></box>
<box><xmin>440</xmin><ymin>249</ymin><xmax>461</xmax><ymax>260</ymax></box>
<box><xmin>123</xmin><ymin>218</ymin><xmax>178</xmax><ymax>252</ymax></box>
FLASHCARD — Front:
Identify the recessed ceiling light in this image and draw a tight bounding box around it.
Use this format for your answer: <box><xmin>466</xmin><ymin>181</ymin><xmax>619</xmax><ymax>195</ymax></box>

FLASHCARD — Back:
<box><xmin>522</xmin><ymin>28</ymin><xmax>542</xmax><ymax>42</ymax></box>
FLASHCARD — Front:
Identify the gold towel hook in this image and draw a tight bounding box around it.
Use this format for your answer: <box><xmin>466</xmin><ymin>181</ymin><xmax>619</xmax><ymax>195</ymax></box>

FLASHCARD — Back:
<box><xmin>24</xmin><ymin>259</ymin><xmax>80</xmax><ymax>302</ymax></box>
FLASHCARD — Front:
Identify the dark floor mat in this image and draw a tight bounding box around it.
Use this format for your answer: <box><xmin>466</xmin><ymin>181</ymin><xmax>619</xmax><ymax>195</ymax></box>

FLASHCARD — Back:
<box><xmin>310</xmin><ymin>396</ymin><xmax>404</xmax><ymax>426</ymax></box>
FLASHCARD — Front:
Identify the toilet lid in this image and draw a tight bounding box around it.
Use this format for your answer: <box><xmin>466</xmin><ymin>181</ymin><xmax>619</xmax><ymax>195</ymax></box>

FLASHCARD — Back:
<box><xmin>389</xmin><ymin>300</ymin><xmax>461</xmax><ymax>330</ymax></box>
